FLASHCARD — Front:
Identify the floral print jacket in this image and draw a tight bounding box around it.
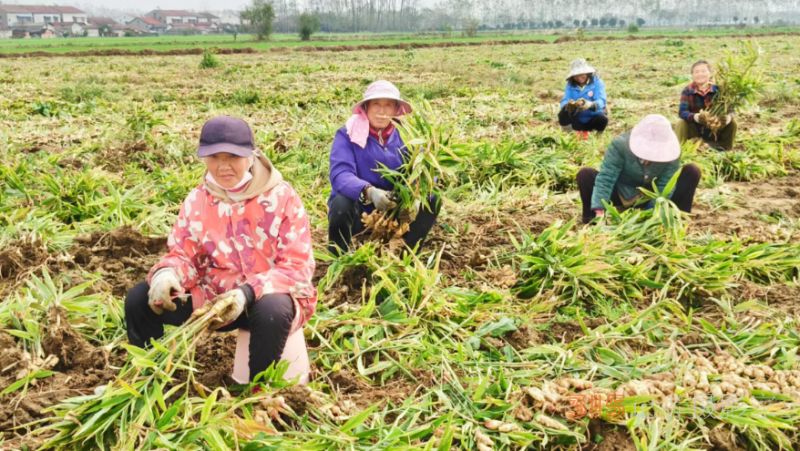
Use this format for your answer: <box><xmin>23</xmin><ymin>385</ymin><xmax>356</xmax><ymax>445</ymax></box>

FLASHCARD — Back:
<box><xmin>148</xmin><ymin>181</ymin><xmax>317</xmax><ymax>334</ymax></box>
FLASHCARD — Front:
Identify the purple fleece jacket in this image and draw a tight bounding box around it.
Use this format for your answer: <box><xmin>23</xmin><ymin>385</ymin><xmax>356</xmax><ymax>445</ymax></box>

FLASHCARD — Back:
<box><xmin>328</xmin><ymin>125</ymin><xmax>407</xmax><ymax>213</ymax></box>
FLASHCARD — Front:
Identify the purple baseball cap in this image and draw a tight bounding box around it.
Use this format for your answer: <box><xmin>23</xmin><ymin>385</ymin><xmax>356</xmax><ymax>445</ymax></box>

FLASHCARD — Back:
<box><xmin>197</xmin><ymin>116</ymin><xmax>255</xmax><ymax>157</ymax></box>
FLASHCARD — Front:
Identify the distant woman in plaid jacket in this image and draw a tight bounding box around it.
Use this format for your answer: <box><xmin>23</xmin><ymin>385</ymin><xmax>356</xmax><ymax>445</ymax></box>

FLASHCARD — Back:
<box><xmin>674</xmin><ymin>59</ymin><xmax>738</xmax><ymax>151</ymax></box>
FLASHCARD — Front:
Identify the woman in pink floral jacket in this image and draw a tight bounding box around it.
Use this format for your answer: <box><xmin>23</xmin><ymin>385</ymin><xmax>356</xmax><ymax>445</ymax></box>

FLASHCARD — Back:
<box><xmin>125</xmin><ymin>116</ymin><xmax>317</xmax><ymax>381</ymax></box>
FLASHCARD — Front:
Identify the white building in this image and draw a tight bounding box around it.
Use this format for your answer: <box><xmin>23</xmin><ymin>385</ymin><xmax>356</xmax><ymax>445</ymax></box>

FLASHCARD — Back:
<box><xmin>83</xmin><ymin>24</ymin><xmax>100</xmax><ymax>37</ymax></box>
<box><xmin>49</xmin><ymin>22</ymin><xmax>84</xmax><ymax>37</ymax></box>
<box><xmin>129</xmin><ymin>17</ymin><xmax>167</xmax><ymax>35</ymax></box>
<box><xmin>113</xmin><ymin>13</ymin><xmax>138</xmax><ymax>25</ymax></box>
<box><xmin>145</xmin><ymin>10</ymin><xmax>198</xmax><ymax>25</ymax></box>
<box><xmin>0</xmin><ymin>5</ymin><xmax>87</xmax><ymax>28</ymax></box>
<box><xmin>213</xmin><ymin>11</ymin><xmax>241</xmax><ymax>26</ymax></box>
<box><xmin>197</xmin><ymin>12</ymin><xmax>221</xmax><ymax>25</ymax></box>
<box><xmin>0</xmin><ymin>5</ymin><xmax>34</xmax><ymax>27</ymax></box>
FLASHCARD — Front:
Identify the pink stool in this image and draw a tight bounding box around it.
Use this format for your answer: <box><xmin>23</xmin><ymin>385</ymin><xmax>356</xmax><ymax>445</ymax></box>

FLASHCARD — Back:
<box><xmin>231</xmin><ymin>329</ymin><xmax>311</xmax><ymax>385</ymax></box>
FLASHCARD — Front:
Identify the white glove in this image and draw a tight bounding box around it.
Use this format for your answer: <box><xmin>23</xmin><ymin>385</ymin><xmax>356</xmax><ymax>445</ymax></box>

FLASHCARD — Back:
<box><xmin>368</xmin><ymin>187</ymin><xmax>397</xmax><ymax>212</ymax></box>
<box><xmin>148</xmin><ymin>268</ymin><xmax>183</xmax><ymax>315</ymax></box>
<box><xmin>724</xmin><ymin>114</ymin><xmax>732</xmax><ymax>125</ymax></box>
<box><xmin>207</xmin><ymin>289</ymin><xmax>247</xmax><ymax>331</ymax></box>
<box><xmin>579</xmin><ymin>100</ymin><xmax>597</xmax><ymax>112</ymax></box>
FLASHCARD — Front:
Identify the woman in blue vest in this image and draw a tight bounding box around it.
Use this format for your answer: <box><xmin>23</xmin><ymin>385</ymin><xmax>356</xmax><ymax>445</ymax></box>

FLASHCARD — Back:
<box><xmin>558</xmin><ymin>58</ymin><xmax>609</xmax><ymax>139</ymax></box>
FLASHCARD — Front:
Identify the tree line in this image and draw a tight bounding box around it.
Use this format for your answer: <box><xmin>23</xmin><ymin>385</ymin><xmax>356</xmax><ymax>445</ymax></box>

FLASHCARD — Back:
<box><xmin>241</xmin><ymin>0</ymin><xmax>799</xmax><ymax>38</ymax></box>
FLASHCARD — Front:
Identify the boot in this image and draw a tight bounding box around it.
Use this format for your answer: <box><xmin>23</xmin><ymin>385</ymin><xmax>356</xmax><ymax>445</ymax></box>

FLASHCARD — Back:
<box><xmin>561</xmin><ymin>125</ymin><xmax>573</xmax><ymax>133</ymax></box>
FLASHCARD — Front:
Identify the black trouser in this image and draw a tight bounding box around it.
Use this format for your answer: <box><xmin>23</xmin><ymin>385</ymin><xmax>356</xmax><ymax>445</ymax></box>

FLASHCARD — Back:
<box><xmin>558</xmin><ymin>109</ymin><xmax>609</xmax><ymax>132</ymax></box>
<box><xmin>576</xmin><ymin>164</ymin><xmax>702</xmax><ymax>224</ymax></box>
<box><xmin>327</xmin><ymin>193</ymin><xmax>440</xmax><ymax>256</ymax></box>
<box><xmin>125</xmin><ymin>282</ymin><xmax>295</xmax><ymax>381</ymax></box>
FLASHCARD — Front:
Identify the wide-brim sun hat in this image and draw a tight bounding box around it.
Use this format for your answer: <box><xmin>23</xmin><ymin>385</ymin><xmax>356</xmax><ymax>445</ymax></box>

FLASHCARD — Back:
<box><xmin>351</xmin><ymin>80</ymin><xmax>412</xmax><ymax>116</ymax></box>
<box><xmin>630</xmin><ymin>114</ymin><xmax>681</xmax><ymax>163</ymax></box>
<box><xmin>197</xmin><ymin>116</ymin><xmax>255</xmax><ymax>158</ymax></box>
<box><xmin>566</xmin><ymin>58</ymin><xmax>597</xmax><ymax>80</ymax></box>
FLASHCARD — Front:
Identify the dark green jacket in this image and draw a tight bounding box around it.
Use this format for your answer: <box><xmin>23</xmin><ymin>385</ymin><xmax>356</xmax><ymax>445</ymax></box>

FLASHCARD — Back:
<box><xmin>591</xmin><ymin>133</ymin><xmax>681</xmax><ymax>210</ymax></box>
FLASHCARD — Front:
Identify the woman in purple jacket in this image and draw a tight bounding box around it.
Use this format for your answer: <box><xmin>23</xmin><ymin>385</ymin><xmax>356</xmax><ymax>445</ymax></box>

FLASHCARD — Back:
<box><xmin>328</xmin><ymin>80</ymin><xmax>440</xmax><ymax>255</ymax></box>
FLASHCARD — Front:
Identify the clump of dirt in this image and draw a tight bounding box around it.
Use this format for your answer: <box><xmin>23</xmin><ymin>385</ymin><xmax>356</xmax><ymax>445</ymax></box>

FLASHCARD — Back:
<box><xmin>549</xmin><ymin>318</ymin><xmax>606</xmax><ymax>344</ymax></box>
<box><xmin>332</xmin><ymin>372</ymin><xmax>420</xmax><ymax>412</ymax></box>
<box><xmin>96</xmin><ymin>141</ymin><xmax>147</xmax><ymax>172</ymax></box>
<box><xmin>708</xmin><ymin>427</ymin><xmax>745</xmax><ymax>451</ymax></box>
<box><xmin>433</xmin><ymin>211</ymin><xmax>569</xmax><ymax>287</ymax></box>
<box><xmin>324</xmin><ymin>264</ymin><xmax>372</xmax><ymax>308</ymax></box>
<box><xmin>0</xmin><ymin>366</ymin><xmax>116</xmax><ymax>441</ymax></box>
<box><xmin>587</xmin><ymin>419</ymin><xmax>636</xmax><ymax>451</ymax></box>
<box><xmin>1</xmin><ymin>325</ymin><xmax>115</xmax><ymax>441</ymax></box>
<box><xmin>0</xmin><ymin>236</ymin><xmax>49</xmax><ymax>279</ymax></box>
<box><xmin>504</xmin><ymin>325</ymin><xmax>542</xmax><ymax>350</ymax></box>
<box><xmin>0</xmin><ymin>331</ymin><xmax>23</xmax><ymax>392</ymax></box>
<box><xmin>276</xmin><ymin>385</ymin><xmax>308</xmax><ymax>417</ymax></box>
<box><xmin>70</xmin><ymin>226</ymin><xmax>168</xmax><ymax>296</ymax></box>
<box><xmin>329</xmin><ymin>369</ymin><xmax>367</xmax><ymax>394</ymax></box>
<box><xmin>193</xmin><ymin>332</ymin><xmax>237</xmax><ymax>388</ymax></box>
<box><xmin>692</xmin><ymin>172</ymin><xmax>800</xmax><ymax>244</ymax></box>
<box><xmin>734</xmin><ymin>281</ymin><xmax>800</xmax><ymax>315</ymax></box>
<box><xmin>679</xmin><ymin>331</ymin><xmax>704</xmax><ymax>346</ymax></box>
<box><xmin>42</xmin><ymin>306</ymin><xmax>104</xmax><ymax>371</ymax></box>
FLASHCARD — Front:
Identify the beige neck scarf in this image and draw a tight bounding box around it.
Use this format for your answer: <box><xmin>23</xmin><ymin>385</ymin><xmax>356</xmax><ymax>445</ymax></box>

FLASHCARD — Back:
<box><xmin>203</xmin><ymin>151</ymin><xmax>284</xmax><ymax>203</ymax></box>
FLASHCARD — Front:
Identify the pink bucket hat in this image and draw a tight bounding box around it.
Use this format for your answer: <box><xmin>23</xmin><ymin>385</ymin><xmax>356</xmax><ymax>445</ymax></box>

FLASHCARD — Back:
<box><xmin>630</xmin><ymin>115</ymin><xmax>681</xmax><ymax>163</ymax></box>
<box><xmin>351</xmin><ymin>80</ymin><xmax>412</xmax><ymax>115</ymax></box>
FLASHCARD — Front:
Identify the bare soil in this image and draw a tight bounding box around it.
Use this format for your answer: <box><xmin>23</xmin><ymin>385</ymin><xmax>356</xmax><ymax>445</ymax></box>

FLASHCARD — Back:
<box><xmin>193</xmin><ymin>332</ymin><xmax>238</xmax><ymax>388</ymax></box>
<box><xmin>0</xmin><ymin>318</ymin><xmax>115</xmax><ymax>445</ymax></box>
<box><xmin>549</xmin><ymin>318</ymin><xmax>606</xmax><ymax>344</ymax></box>
<box><xmin>691</xmin><ymin>172</ymin><xmax>800</xmax><ymax>243</ymax></box>
<box><xmin>328</xmin><ymin>369</ymin><xmax>420</xmax><ymax>410</ymax></box>
<box><xmin>586</xmin><ymin>419</ymin><xmax>637</xmax><ymax>451</ymax></box>
<box><xmin>276</xmin><ymin>385</ymin><xmax>309</xmax><ymax>417</ymax></box>
<box><xmin>504</xmin><ymin>324</ymin><xmax>543</xmax><ymax>350</ymax></box>
<box><xmin>733</xmin><ymin>281</ymin><xmax>800</xmax><ymax>315</ymax></box>
<box><xmin>42</xmin><ymin>306</ymin><xmax>105</xmax><ymax>371</ymax></box>
<box><xmin>0</xmin><ymin>237</ymin><xmax>49</xmax><ymax>280</ymax></box>
<box><xmin>0</xmin><ymin>226</ymin><xmax>167</xmax><ymax>298</ymax></box>
<box><xmin>432</xmin><ymin>210</ymin><xmax>568</xmax><ymax>286</ymax></box>
<box><xmin>708</xmin><ymin>426</ymin><xmax>745</xmax><ymax>451</ymax></box>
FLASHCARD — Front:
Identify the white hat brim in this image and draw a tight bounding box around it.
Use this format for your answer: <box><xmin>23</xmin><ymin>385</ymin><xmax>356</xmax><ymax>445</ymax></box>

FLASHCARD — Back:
<box><xmin>566</xmin><ymin>66</ymin><xmax>596</xmax><ymax>81</ymax></box>
<box><xmin>352</xmin><ymin>95</ymin><xmax>412</xmax><ymax>115</ymax></box>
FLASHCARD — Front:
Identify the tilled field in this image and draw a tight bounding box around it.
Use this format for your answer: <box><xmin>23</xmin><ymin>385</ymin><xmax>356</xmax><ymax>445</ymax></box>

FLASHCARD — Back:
<box><xmin>1</xmin><ymin>34</ymin><xmax>800</xmax><ymax>450</ymax></box>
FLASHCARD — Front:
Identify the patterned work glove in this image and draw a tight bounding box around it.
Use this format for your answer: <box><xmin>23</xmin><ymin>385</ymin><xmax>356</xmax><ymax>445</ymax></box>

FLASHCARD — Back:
<box><xmin>148</xmin><ymin>268</ymin><xmax>182</xmax><ymax>315</ymax></box>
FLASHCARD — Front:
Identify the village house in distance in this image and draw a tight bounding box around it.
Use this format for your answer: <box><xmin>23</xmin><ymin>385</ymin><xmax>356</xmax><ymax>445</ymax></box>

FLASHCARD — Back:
<box><xmin>0</xmin><ymin>5</ymin><xmax>238</xmax><ymax>38</ymax></box>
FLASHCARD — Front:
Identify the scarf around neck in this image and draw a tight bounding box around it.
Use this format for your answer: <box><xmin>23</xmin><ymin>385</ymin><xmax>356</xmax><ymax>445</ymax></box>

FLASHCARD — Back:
<box><xmin>369</xmin><ymin>123</ymin><xmax>394</xmax><ymax>146</ymax></box>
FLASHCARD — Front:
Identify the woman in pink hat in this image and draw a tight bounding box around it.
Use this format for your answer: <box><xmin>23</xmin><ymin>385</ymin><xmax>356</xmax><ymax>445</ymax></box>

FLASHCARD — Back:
<box><xmin>125</xmin><ymin>116</ymin><xmax>317</xmax><ymax>382</ymax></box>
<box><xmin>328</xmin><ymin>80</ymin><xmax>441</xmax><ymax>255</ymax></box>
<box><xmin>575</xmin><ymin>115</ymin><xmax>701</xmax><ymax>224</ymax></box>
